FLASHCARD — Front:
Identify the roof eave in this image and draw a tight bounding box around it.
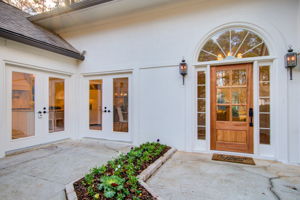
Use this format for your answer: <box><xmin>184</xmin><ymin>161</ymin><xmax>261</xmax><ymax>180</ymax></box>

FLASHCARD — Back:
<box><xmin>28</xmin><ymin>0</ymin><xmax>114</xmax><ymax>22</ymax></box>
<box><xmin>0</xmin><ymin>28</ymin><xmax>85</xmax><ymax>61</ymax></box>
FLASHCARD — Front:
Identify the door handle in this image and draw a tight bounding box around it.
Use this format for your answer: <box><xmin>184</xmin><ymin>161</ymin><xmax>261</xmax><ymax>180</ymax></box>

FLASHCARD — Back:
<box><xmin>38</xmin><ymin>111</ymin><xmax>43</xmax><ymax>119</ymax></box>
<box><xmin>249</xmin><ymin>108</ymin><xmax>253</xmax><ymax>127</ymax></box>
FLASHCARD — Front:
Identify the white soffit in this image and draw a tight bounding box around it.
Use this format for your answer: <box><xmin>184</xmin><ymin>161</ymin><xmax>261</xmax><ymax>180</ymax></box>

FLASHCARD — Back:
<box><xmin>31</xmin><ymin>0</ymin><xmax>183</xmax><ymax>31</ymax></box>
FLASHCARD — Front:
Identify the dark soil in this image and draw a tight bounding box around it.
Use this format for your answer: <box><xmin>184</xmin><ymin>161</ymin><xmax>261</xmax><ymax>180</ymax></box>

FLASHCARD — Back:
<box><xmin>74</xmin><ymin>146</ymin><xmax>171</xmax><ymax>200</ymax></box>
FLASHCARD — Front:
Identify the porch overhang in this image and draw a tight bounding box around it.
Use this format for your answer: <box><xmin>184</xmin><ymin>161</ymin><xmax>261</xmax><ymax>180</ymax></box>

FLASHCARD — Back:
<box><xmin>28</xmin><ymin>0</ymin><xmax>183</xmax><ymax>31</ymax></box>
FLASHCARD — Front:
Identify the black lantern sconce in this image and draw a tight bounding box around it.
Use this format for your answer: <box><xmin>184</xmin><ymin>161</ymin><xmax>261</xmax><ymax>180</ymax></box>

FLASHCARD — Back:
<box><xmin>179</xmin><ymin>59</ymin><xmax>188</xmax><ymax>85</ymax></box>
<box><xmin>285</xmin><ymin>47</ymin><xmax>298</xmax><ymax>80</ymax></box>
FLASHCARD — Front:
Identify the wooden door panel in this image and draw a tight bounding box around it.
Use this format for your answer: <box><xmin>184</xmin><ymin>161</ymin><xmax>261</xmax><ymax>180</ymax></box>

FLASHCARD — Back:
<box><xmin>216</xmin><ymin>130</ymin><xmax>247</xmax><ymax>143</ymax></box>
<box><xmin>211</xmin><ymin>63</ymin><xmax>253</xmax><ymax>153</ymax></box>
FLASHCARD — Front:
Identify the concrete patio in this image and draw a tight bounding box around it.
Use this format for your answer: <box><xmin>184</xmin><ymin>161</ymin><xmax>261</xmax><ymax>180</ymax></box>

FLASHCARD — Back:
<box><xmin>0</xmin><ymin>139</ymin><xmax>131</xmax><ymax>200</ymax></box>
<box><xmin>1</xmin><ymin>139</ymin><xmax>300</xmax><ymax>200</ymax></box>
<box><xmin>147</xmin><ymin>152</ymin><xmax>300</xmax><ymax>200</ymax></box>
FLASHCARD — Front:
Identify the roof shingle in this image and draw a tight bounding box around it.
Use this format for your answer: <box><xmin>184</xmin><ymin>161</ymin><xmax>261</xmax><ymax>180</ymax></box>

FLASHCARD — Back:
<box><xmin>0</xmin><ymin>1</ymin><xmax>84</xmax><ymax>60</ymax></box>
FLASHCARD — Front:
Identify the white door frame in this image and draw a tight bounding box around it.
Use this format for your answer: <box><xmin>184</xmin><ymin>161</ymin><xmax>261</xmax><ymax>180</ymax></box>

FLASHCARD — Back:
<box><xmin>5</xmin><ymin>65</ymin><xmax>71</xmax><ymax>152</ymax></box>
<box><xmin>81</xmin><ymin>73</ymin><xmax>133</xmax><ymax>142</ymax></box>
<box><xmin>192</xmin><ymin>57</ymin><xmax>276</xmax><ymax>159</ymax></box>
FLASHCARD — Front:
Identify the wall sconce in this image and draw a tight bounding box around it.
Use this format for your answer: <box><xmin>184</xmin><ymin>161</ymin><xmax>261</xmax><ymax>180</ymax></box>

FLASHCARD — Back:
<box><xmin>285</xmin><ymin>47</ymin><xmax>298</xmax><ymax>80</ymax></box>
<box><xmin>179</xmin><ymin>59</ymin><xmax>188</xmax><ymax>85</ymax></box>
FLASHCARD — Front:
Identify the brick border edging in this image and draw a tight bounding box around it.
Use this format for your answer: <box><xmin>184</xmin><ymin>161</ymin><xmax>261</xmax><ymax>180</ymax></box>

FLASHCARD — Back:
<box><xmin>65</xmin><ymin>147</ymin><xmax>177</xmax><ymax>200</ymax></box>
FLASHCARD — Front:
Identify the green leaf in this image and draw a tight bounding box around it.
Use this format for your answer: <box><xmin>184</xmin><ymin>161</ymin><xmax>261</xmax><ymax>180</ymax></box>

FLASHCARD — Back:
<box><xmin>104</xmin><ymin>190</ymin><xmax>116</xmax><ymax>198</ymax></box>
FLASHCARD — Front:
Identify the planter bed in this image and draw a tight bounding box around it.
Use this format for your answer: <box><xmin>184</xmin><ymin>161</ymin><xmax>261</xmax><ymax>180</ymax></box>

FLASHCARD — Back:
<box><xmin>72</xmin><ymin>141</ymin><xmax>173</xmax><ymax>200</ymax></box>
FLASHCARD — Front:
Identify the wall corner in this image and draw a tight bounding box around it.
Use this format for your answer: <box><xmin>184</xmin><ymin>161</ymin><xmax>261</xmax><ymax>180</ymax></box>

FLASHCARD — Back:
<box><xmin>0</xmin><ymin>57</ymin><xmax>6</xmax><ymax>158</ymax></box>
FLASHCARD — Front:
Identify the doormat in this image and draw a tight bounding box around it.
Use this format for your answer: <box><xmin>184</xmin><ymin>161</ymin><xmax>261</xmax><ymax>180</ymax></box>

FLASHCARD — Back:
<box><xmin>212</xmin><ymin>154</ymin><xmax>255</xmax><ymax>165</ymax></box>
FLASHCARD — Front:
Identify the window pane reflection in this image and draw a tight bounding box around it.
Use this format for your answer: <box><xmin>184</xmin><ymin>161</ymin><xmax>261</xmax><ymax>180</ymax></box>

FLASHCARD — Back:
<box><xmin>217</xmin><ymin>106</ymin><xmax>230</xmax><ymax>121</ymax></box>
<box><xmin>113</xmin><ymin>78</ymin><xmax>129</xmax><ymax>132</ymax></box>
<box><xmin>12</xmin><ymin>72</ymin><xmax>35</xmax><ymax>139</ymax></box>
<box><xmin>198</xmin><ymin>28</ymin><xmax>269</xmax><ymax>62</ymax></box>
<box><xmin>197</xmin><ymin>71</ymin><xmax>206</xmax><ymax>140</ymax></box>
<box><xmin>89</xmin><ymin>80</ymin><xmax>102</xmax><ymax>130</ymax></box>
<box><xmin>216</xmin><ymin>70</ymin><xmax>230</xmax><ymax>86</ymax></box>
<box><xmin>232</xmin><ymin>88</ymin><xmax>247</xmax><ymax>104</ymax></box>
<box><xmin>217</xmin><ymin>88</ymin><xmax>230</xmax><ymax>104</ymax></box>
<box><xmin>49</xmin><ymin>78</ymin><xmax>64</xmax><ymax>133</ymax></box>
<box><xmin>232</xmin><ymin>106</ymin><xmax>247</xmax><ymax>122</ymax></box>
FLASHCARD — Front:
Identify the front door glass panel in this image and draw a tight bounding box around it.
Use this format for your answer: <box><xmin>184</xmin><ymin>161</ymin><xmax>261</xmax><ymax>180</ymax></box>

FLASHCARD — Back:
<box><xmin>89</xmin><ymin>80</ymin><xmax>103</xmax><ymax>130</ymax></box>
<box><xmin>49</xmin><ymin>78</ymin><xmax>65</xmax><ymax>133</ymax></box>
<box><xmin>12</xmin><ymin>72</ymin><xmax>35</xmax><ymax>139</ymax></box>
<box><xmin>215</xmin><ymin>69</ymin><xmax>248</xmax><ymax>122</ymax></box>
<box><xmin>113</xmin><ymin>78</ymin><xmax>128</xmax><ymax>132</ymax></box>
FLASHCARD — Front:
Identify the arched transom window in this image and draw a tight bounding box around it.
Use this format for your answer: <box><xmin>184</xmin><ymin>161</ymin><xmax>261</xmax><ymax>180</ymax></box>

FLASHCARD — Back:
<box><xmin>198</xmin><ymin>28</ymin><xmax>269</xmax><ymax>62</ymax></box>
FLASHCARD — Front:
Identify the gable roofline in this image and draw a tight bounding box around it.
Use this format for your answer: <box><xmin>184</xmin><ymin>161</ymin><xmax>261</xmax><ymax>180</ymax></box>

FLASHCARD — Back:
<box><xmin>0</xmin><ymin>27</ymin><xmax>85</xmax><ymax>60</ymax></box>
<box><xmin>28</xmin><ymin>0</ymin><xmax>114</xmax><ymax>22</ymax></box>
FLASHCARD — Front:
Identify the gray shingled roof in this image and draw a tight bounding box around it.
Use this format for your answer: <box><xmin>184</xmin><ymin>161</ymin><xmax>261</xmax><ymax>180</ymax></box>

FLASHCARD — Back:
<box><xmin>0</xmin><ymin>1</ymin><xmax>84</xmax><ymax>60</ymax></box>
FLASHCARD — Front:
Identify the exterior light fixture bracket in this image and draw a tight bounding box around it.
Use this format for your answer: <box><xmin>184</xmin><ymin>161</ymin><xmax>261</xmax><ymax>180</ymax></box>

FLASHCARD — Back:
<box><xmin>179</xmin><ymin>58</ymin><xmax>188</xmax><ymax>85</ymax></box>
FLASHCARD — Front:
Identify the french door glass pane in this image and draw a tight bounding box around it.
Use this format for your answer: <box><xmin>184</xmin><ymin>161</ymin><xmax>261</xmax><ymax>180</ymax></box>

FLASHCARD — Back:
<box><xmin>89</xmin><ymin>80</ymin><xmax>102</xmax><ymax>130</ymax></box>
<box><xmin>49</xmin><ymin>78</ymin><xmax>65</xmax><ymax>133</ymax></box>
<box><xmin>12</xmin><ymin>72</ymin><xmax>35</xmax><ymax>139</ymax></box>
<box><xmin>113</xmin><ymin>78</ymin><xmax>128</xmax><ymax>132</ymax></box>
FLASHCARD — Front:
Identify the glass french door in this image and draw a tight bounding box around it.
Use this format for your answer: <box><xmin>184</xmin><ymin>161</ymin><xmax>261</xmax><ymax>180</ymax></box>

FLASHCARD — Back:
<box><xmin>8</xmin><ymin>66</ymin><xmax>67</xmax><ymax>148</ymax></box>
<box><xmin>86</xmin><ymin>74</ymin><xmax>131</xmax><ymax>141</ymax></box>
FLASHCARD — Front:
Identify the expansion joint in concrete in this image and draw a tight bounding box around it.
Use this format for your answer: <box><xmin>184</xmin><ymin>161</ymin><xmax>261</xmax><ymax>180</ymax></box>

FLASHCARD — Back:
<box><xmin>268</xmin><ymin>177</ymin><xmax>280</xmax><ymax>200</ymax></box>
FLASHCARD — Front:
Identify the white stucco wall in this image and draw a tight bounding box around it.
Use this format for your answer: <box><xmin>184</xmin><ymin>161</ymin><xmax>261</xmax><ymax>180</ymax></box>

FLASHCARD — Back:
<box><xmin>57</xmin><ymin>0</ymin><xmax>299</xmax><ymax>163</ymax></box>
<box><xmin>1</xmin><ymin>0</ymin><xmax>299</xmax><ymax>164</ymax></box>
<box><xmin>0</xmin><ymin>38</ymin><xmax>79</xmax><ymax>157</ymax></box>
<box><xmin>287</xmin><ymin>0</ymin><xmax>300</xmax><ymax>163</ymax></box>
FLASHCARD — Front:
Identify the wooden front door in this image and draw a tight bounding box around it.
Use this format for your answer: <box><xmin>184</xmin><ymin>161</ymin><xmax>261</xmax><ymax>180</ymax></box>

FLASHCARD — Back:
<box><xmin>210</xmin><ymin>63</ymin><xmax>253</xmax><ymax>153</ymax></box>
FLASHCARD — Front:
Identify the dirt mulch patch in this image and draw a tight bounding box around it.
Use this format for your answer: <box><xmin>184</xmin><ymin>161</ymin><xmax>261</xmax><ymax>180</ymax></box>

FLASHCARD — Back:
<box><xmin>74</xmin><ymin>145</ymin><xmax>171</xmax><ymax>200</ymax></box>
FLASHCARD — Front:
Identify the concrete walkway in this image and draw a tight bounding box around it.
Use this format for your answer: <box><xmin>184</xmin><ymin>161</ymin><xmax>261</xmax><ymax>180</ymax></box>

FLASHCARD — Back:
<box><xmin>147</xmin><ymin>152</ymin><xmax>300</xmax><ymax>200</ymax></box>
<box><xmin>0</xmin><ymin>139</ymin><xmax>131</xmax><ymax>200</ymax></box>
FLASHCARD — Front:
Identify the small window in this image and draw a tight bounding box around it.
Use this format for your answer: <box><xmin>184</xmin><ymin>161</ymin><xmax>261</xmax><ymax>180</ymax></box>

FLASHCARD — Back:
<box><xmin>197</xmin><ymin>71</ymin><xmax>206</xmax><ymax>140</ymax></box>
<box><xmin>259</xmin><ymin>66</ymin><xmax>271</xmax><ymax>144</ymax></box>
<box><xmin>198</xmin><ymin>28</ymin><xmax>269</xmax><ymax>62</ymax></box>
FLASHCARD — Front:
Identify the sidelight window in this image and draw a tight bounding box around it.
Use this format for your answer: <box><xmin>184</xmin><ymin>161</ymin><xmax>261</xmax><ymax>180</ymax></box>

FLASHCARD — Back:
<box><xmin>197</xmin><ymin>71</ymin><xmax>206</xmax><ymax>140</ymax></box>
<box><xmin>259</xmin><ymin>66</ymin><xmax>271</xmax><ymax>144</ymax></box>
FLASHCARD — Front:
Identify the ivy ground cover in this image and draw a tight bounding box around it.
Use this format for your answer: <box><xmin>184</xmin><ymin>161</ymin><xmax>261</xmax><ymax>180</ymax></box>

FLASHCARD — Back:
<box><xmin>74</xmin><ymin>141</ymin><xmax>170</xmax><ymax>200</ymax></box>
